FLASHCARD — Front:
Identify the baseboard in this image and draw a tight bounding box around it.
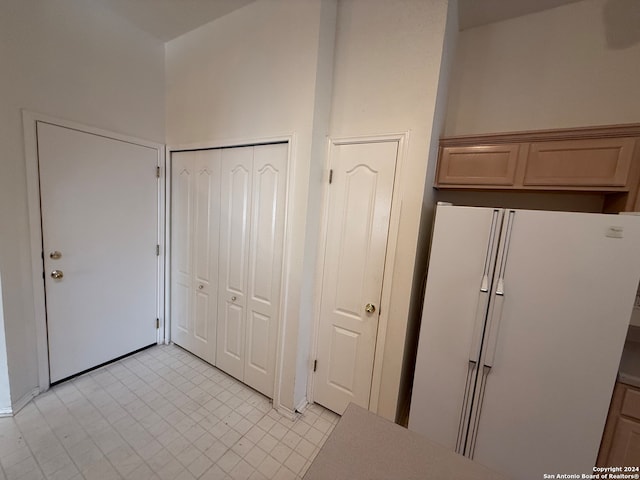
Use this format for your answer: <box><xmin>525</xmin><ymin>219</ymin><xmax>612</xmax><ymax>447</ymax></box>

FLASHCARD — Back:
<box><xmin>0</xmin><ymin>406</ymin><xmax>12</xmax><ymax>417</ymax></box>
<box><xmin>11</xmin><ymin>387</ymin><xmax>39</xmax><ymax>415</ymax></box>
<box><xmin>276</xmin><ymin>403</ymin><xmax>299</xmax><ymax>421</ymax></box>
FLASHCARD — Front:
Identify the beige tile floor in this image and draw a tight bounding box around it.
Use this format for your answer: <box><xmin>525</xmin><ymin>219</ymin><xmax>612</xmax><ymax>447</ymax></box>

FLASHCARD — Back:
<box><xmin>0</xmin><ymin>345</ymin><xmax>339</xmax><ymax>480</ymax></box>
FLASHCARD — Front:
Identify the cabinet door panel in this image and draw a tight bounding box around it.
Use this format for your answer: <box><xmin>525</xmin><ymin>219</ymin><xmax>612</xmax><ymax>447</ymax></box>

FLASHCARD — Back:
<box><xmin>525</xmin><ymin>138</ymin><xmax>634</xmax><ymax>187</ymax></box>
<box><xmin>217</xmin><ymin>147</ymin><xmax>253</xmax><ymax>381</ymax></box>
<box><xmin>244</xmin><ymin>143</ymin><xmax>287</xmax><ymax>397</ymax></box>
<box><xmin>437</xmin><ymin>145</ymin><xmax>519</xmax><ymax>186</ymax></box>
<box><xmin>608</xmin><ymin>417</ymin><xmax>640</xmax><ymax>466</ymax></box>
<box><xmin>621</xmin><ymin>387</ymin><xmax>640</xmax><ymax>421</ymax></box>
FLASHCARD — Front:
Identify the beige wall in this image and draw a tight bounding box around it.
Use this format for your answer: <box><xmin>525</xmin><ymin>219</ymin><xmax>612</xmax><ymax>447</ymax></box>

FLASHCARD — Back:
<box><xmin>166</xmin><ymin>0</ymin><xmax>458</xmax><ymax>419</ymax></box>
<box><xmin>165</xmin><ymin>0</ymin><xmax>336</xmax><ymax>413</ymax></box>
<box><xmin>0</xmin><ymin>0</ymin><xmax>165</xmax><ymax>407</ymax></box>
<box><xmin>445</xmin><ymin>0</ymin><xmax>640</xmax><ymax>136</ymax></box>
<box><xmin>329</xmin><ymin>0</ymin><xmax>455</xmax><ymax>419</ymax></box>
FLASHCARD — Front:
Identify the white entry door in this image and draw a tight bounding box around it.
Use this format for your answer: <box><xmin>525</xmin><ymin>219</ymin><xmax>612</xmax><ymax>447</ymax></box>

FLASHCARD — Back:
<box><xmin>37</xmin><ymin>122</ymin><xmax>159</xmax><ymax>383</ymax></box>
<box><xmin>313</xmin><ymin>140</ymin><xmax>398</xmax><ymax>414</ymax></box>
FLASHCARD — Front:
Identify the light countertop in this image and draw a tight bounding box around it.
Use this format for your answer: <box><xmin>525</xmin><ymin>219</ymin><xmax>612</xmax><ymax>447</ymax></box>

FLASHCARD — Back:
<box><xmin>303</xmin><ymin>403</ymin><xmax>509</xmax><ymax>480</ymax></box>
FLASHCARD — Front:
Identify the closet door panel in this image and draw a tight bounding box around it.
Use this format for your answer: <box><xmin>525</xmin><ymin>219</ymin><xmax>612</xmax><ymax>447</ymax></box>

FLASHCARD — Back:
<box><xmin>171</xmin><ymin>152</ymin><xmax>195</xmax><ymax>350</ymax></box>
<box><xmin>217</xmin><ymin>147</ymin><xmax>253</xmax><ymax>381</ymax></box>
<box><xmin>245</xmin><ymin>143</ymin><xmax>287</xmax><ymax>397</ymax></box>
<box><xmin>191</xmin><ymin>150</ymin><xmax>220</xmax><ymax>362</ymax></box>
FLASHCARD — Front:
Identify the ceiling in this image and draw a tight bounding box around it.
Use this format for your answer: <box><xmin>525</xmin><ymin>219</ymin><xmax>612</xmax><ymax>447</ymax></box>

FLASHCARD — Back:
<box><xmin>99</xmin><ymin>0</ymin><xmax>587</xmax><ymax>42</ymax></box>
<box><xmin>99</xmin><ymin>0</ymin><xmax>256</xmax><ymax>42</ymax></box>
<box><xmin>458</xmin><ymin>0</ymin><xmax>584</xmax><ymax>30</ymax></box>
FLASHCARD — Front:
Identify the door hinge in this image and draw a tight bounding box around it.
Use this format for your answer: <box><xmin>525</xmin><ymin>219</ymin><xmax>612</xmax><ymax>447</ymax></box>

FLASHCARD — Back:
<box><xmin>313</xmin><ymin>359</ymin><xmax>318</xmax><ymax>372</ymax></box>
<box><xmin>156</xmin><ymin>244</ymin><xmax>160</xmax><ymax>256</ymax></box>
<box><xmin>328</xmin><ymin>169</ymin><xmax>333</xmax><ymax>184</ymax></box>
<box><xmin>156</xmin><ymin>318</ymin><xmax>160</xmax><ymax>329</ymax></box>
<box><xmin>156</xmin><ymin>166</ymin><xmax>161</xmax><ymax>178</ymax></box>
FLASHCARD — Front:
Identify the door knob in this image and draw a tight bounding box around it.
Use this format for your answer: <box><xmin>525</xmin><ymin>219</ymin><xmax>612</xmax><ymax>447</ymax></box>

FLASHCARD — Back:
<box><xmin>51</xmin><ymin>270</ymin><xmax>64</xmax><ymax>280</ymax></box>
<box><xmin>231</xmin><ymin>296</ymin><xmax>237</xmax><ymax>302</ymax></box>
<box><xmin>49</xmin><ymin>251</ymin><xmax>62</xmax><ymax>259</ymax></box>
<box><xmin>365</xmin><ymin>303</ymin><xmax>376</xmax><ymax>314</ymax></box>
<box><xmin>198</xmin><ymin>285</ymin><xmax>204</xmax><ymax>290</ymax></box>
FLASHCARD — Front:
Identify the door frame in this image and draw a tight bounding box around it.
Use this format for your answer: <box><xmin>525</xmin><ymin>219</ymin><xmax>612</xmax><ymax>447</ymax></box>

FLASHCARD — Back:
<box><xmin>23</xmin><ymin>110</ymin><xmax>166</xmax><ymax>392</ymax></box>
<box><xmin>308</xmin><ymin>132</ymin><xmax>408</xmax><ymax>413</ymax></box>
<box><xmin>166</xmin><ymin>134</ymin><xmax>294</xmax><ymax>414</ymax></box>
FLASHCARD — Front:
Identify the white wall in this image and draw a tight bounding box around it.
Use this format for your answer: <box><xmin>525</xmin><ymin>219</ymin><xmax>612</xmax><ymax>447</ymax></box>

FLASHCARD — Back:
<box><xmin>295</xmin><ymin>1</ymin><xmax>338</xmax><ymax>408</ymax></box>
<box><xmin>0</xmin><ymin>0</ymin><xmax>165</xmax><ymax>406</ymax></box>
<box><xmin>445</xmin><ymin>0</ymin><xmax>640</xmax><ymax>135</ymax></box>
<box><xmin>328</xmin><ymin>0</ymin><xmax>455</xmax><ymax>420</ymax></box>
<box><xmin>165</xmin><ymin>0</ymin><xmax>336</xmax><ymax>413</ymax></box>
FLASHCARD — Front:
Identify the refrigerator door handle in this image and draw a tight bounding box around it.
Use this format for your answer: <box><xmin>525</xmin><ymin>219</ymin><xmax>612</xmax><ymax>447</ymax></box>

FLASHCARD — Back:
<box><xmin>485</xmin><ymin>210</ymin><xmax>515</xmax><ymax>367</ymax></box>
<box><xmin>484</xmin><ymin>294</ymin><xmax>505</xmax><ymax>368</ymax></box>
<box><xmin>467</xmin><ymin>365</ymin><xmax>492</xmax><ymax>458</ymax></box>
<box><xmin>469</xmin><ymin>290</ymin><xmax>490</xmax><ymax>363</ymax></box>
<box><xmin>470</xmin><ymin>209</ymin><xmax>503</xmax><ymax>363</ymax></box>
<box><xmin>494</xmin><ymin>210</ymin><xmax>515</xmax><ymax>296</ymax></box>
<box><xmin>458</xmin><ymin>209</ymin><xmax>503</xmax><ymax>454</ymax></box>
<box><xmin>480</xmin><ymin>209</ymin><xmax>501</xmax><ymax>293</ymax></box>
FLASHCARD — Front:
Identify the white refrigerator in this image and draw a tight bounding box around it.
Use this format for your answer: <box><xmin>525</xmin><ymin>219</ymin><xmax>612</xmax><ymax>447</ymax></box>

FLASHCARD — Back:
<box><xmin>408</xmin><ymin>205</ymin><xmax>640</xmax><ymax>479</ymax></box>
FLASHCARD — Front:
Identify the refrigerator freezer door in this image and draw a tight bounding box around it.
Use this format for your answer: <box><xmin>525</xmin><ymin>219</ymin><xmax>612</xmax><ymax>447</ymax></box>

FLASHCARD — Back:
<box><xmin>409</xmin><ymin>206</ymin><xmax>503</xmax><ymax>451</ymax></box>
<box><xmin>471</xmin><ymin>210</ymin><xmax>640</xmax><ymax>479</ymax></box>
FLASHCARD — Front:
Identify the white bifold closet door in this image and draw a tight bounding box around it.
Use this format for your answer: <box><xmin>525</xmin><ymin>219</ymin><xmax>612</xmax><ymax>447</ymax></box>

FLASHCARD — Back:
<box><xmin>171</xmin><ymin>149</ymin><xmax>221</xmax><ymax>365</ymax></box>
<box><xmin>217</xmin><ymin>144</ymin><xmax>287</xmax><ymax>398</ymax></box>
<box><xmin>171</xmin><ymin>143</ymin><xmax>287</xmax><ymax>398</ymax></box>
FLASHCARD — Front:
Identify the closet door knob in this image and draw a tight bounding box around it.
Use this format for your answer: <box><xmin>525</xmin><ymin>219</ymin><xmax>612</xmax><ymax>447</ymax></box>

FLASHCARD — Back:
<box><xmin>231</xmin><ymin>296</ymin><xmax>237</xmax><ymax>302</ymax></box>
<box><xmin>198</xmin><ymin>285</ymin><xmax>204</xmax><ymax>290</ymax></box>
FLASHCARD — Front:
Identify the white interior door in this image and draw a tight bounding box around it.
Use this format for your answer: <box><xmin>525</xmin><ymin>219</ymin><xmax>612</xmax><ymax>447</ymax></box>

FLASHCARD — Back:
<box><xmin>217</xmin><ymin>147</ymin><xmax>253</xmax><ymax>380</ymax></box>
<box><xmin>472</xmin><ymin>210</ymin><xmax>640</xmax><ymax>479</ymax></box>
<box><xmin>37</xmin><ymin>122</ymin><xmax>159</xmax><ymax>383</ymax></box>
<box><xmin>313</xmin><ymin>141</ymin><xmax>398</xmax><ymax>414</ymax></box>
<box><xmin>171</xmin><ymin>150</ymin><xmax>220</xmax><ymax>364</ymax></box>
<box><xmin>244</xmin><ymin>143</ymin><xmax>287</xmax><ymax>397</ymax></box>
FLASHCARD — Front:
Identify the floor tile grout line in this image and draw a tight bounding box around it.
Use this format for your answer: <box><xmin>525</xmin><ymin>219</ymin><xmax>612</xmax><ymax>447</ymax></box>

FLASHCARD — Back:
<box><xmin>142</xmin><ymin>347</ymin><xmax>299</xmax><ymax>479</ymax></box>
<box><xmin>34</xmin><ymin>358</ymin><xmax>182</xmax><ymax>479</ymax></box>
<box><xmin>94</xmin><ymin>345</ymin><xmax>273</xmax><ymax>479</ymax></box>
<box><xmin>27</xmin><ymin>391</ymin><xmax>89</xmax><ymax>480</ymax></box>
<box><xmin>0</xmin><ymin>422</ymin><xmax>44</xmax><ymax>480</ymax></box>
<box><xmin>5</xmin><ymin>344</ymin><xmax>339</xmax><ymax>480</ymax></box>
<box><xmin>37</xmin><ymin>377</ymin><xmax>132</xmax><ymax>479</ymax></box>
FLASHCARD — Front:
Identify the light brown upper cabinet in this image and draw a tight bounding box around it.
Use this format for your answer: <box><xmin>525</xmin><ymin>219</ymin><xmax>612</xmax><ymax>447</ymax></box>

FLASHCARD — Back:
<box><xmin>438</xmin><ymin>144</ymin><xmax>520</xmax><ymax>186</ymax></box>
<box><xmin>435</xmin><ymin>124</ymin><xmax>640</xmax><ymax>212</ymax></box>
<box><xmin>525</xmin><ymin>138</ymin><xmax>635</xmax><ymax>187</ymax></box>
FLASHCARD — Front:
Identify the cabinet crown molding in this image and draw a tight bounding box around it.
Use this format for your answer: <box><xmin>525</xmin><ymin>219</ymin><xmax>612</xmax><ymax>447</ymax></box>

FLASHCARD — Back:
<box><xmin>441</xmin><ymin>123</ymin><xmax>640</xmax><ymax>147</ymax></box>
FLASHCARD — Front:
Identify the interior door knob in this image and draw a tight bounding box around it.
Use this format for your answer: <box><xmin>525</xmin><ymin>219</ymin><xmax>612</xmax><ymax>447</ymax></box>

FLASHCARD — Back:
<box><xmin>51</xmin><ymin>270</ymin><xmax>64</xmax><ymax>280</ymax></box>
<box><xmin>49</xmin><ymin>251</ymin><xmax>62</xmax><ymax>259</ymax></box>
<box><xmin>365</xmin><ymin>303</ymin><xmax>376</xmax><ymax>314</ymax></box>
